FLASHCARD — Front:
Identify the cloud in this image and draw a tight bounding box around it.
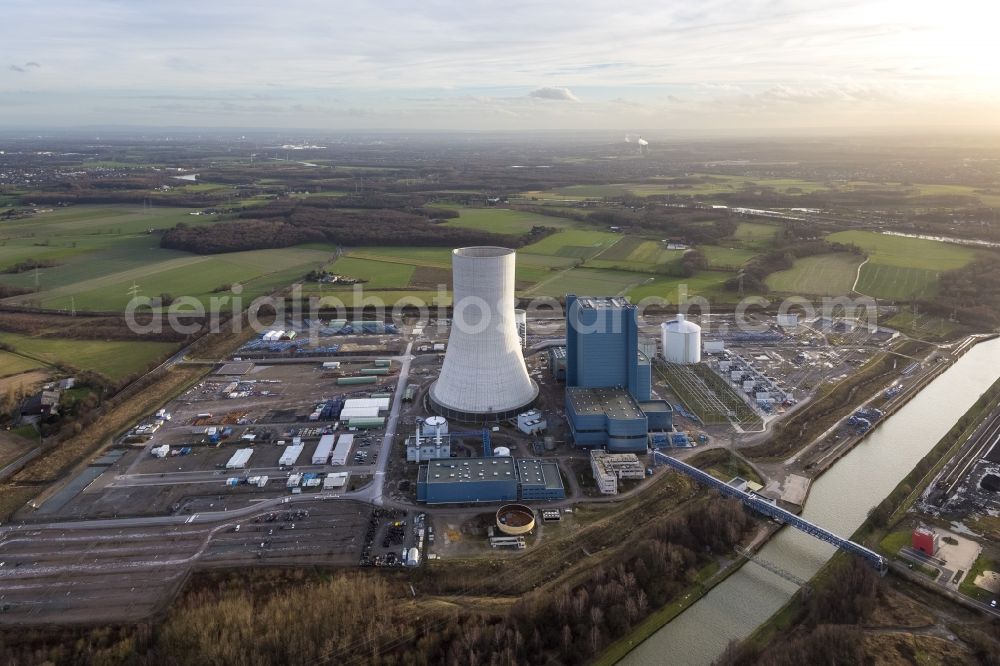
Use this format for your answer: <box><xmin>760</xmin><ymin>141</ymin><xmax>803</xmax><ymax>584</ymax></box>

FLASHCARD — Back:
<box><xmin>8</xmin><ymin>62</ymin><xmax>40</xmax><ymax>73</ymax></box>
<box><xmin>528</xmin><ymin>87</ymin><xmax>579</xmax><ymax>102</ymax></box>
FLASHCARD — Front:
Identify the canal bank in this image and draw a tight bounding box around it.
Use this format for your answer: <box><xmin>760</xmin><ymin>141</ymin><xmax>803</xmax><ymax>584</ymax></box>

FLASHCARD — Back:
<box><xmin>619</xmin><ymin>335</ymin><xmax>1000</xmax><ymax>665</ymax></box>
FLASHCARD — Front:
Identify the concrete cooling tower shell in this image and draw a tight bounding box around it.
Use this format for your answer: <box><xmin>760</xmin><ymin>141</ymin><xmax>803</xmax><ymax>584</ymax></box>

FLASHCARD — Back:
<box><xmin>430</xmin><ymin>247</ymin><xmax>538</xmax><ymax>421</ymax></box>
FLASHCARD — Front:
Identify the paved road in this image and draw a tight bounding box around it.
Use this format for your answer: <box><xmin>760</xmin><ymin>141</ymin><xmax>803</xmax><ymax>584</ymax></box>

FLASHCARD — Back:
<box><xmin>367</xmin><ymin>341</ymin><xmax>413</xmax><ymax>506</ymax></box>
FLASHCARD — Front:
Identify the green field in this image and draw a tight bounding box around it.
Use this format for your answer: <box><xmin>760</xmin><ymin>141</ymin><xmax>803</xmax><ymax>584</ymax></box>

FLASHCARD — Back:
<box><xmin>519</xmin><ymin>229</ymin><xmax>620</xmax><ymax>259</ymax></box>
<box><xmin>827</xmin><ymin>230</ymin><xmax>974</xmax><ymax>270</ymax></box>
<box><xmin>731</xmin><ymin>222</ymin><xmax>780</xmax><ymax>243</ymax></box>
<box><xmin>0</xmin><ymin>350</ymin><xmax>48</xmax><ymax>377</ymax></box>
<box><xmin>0</xmin><ymin>204</ymin><xmax>343</xmax><ymax>311</ymax></box>
<box><xmin>438</xmin><ymin>207</ymin><xmax>571</xmax><ymax>234</ymax></box>
<box><xmin>589</xmin><ymin>237</ymin><xmax>683</xmax><ymax>268</ymax></box>
<box><xmin>528</xmin><ymin>267</ymin><xmax>646</xmax><ymax>297</ymax></box>
<box><xmin>827</xmin><ymin>230</ymin><xmax>976</xmax><ymax>300</ymax></box>
<box><xmin>0</xmin><ymin>332</ymin><xmax>177</xmax><ymax>381</ymax></box>
<box><xmin>18</xmin><ymin>247</ymin><xmax>335</xmax><ymax>311</ymax></box>
<box><xmin>700</xmin><ymin>246</ymin><xmax>757</xmax><ymax>269</ymax></box>
<box><xmin>765</xmin><ymin>253</ymin><xmax>862</xmax><ymax>296</ymax></box>
<box><xmin>625</xmin><ymin>271</ymin><xmax>733</xmax><ymax>303</ymax></box>
<box><xmin>521</xmin><ymin>175</ymin><xmax>837</xmax><ymax>200</ymax></box>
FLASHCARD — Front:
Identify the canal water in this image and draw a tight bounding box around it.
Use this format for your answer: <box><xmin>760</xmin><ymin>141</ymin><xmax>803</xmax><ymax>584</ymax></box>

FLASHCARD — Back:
<box><xmin>623</xmin><ymin>336</ymin><xmax>1000</xmax><ymax>665</ymax></box>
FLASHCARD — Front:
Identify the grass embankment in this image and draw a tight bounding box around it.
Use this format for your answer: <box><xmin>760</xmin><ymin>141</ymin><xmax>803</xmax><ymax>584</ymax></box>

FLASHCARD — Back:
<box><xmin>687</xmin><ymin>448</ymin><xmax>763</xmax><ymax>486</ymax></box>
<box><xmin>743</xmin><ymin>339</ymin><xmax>930</xmax><ymax>461</ymax></box>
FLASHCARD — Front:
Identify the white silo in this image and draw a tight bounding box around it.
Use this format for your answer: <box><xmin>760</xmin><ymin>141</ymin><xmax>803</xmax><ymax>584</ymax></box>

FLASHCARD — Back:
<box><xmin>661</xmin><ymin>314</ymin><xmax>702</xmax><ymax>364</ymax></box>
<box><xmin>430</xmin><ymin>247</ymin><xmax>538</xmax><ymax>421</ymax></box>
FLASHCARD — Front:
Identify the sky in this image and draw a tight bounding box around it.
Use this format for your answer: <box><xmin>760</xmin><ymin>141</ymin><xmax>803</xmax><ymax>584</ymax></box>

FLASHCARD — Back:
<box><xmin>2</xmin><ymin>0</ymin><xmax>999</xmax><ymax>132</ymax></box>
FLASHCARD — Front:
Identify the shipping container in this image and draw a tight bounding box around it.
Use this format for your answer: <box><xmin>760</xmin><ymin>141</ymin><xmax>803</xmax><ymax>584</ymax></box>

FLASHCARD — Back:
<box><xmin>337</xmin><ymin>376</ymin><xmax>378</xmax><ymax>386</ymax></box>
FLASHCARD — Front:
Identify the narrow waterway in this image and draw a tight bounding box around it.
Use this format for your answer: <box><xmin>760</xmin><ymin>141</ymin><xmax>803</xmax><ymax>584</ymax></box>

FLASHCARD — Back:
<box><xmin>623</xmin><ymin>337</ymin><xmax>1000</xmax><ymax>665</ymax></box>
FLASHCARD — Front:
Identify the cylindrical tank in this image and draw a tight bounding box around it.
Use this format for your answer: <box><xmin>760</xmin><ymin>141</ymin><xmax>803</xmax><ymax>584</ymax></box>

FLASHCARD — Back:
<box><xmin>496</xmin><ymin>504</ymin><xmax>535</xmax><ymax>536</ymax></box>
<box><xmin>543</xmin><ymin>436</ymin><xmax>555</xmax><ymax>451</ymax></box>
<box><xmin>661</xmin><ymin>314</ymin><xmax>702</xmax><ymax>364</ymax></box>
<box><xmin>493</xmin><ymin>446</ymin><xmax>511</xmax><ymax>457</ymax></box>
<box><xmin>421</xmin><ymin>415</ymin><xmax>449</xmax><ymax>438</ymax></box>
<box><xmin>430</xmin><ymin>247</ymin><xmax>538</xmax><ymax>421</ymax></box>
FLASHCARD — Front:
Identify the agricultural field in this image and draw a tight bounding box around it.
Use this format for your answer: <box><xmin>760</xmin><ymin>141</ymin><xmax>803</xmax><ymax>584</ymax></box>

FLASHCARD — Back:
<box><xmin>0</xmin><ymin>350</ymin><xmax>48</xmax><ymax>378</ymax></box>
<box><xmin>437</xmin><ymin>207</ymin><xmax>572</xmax><ymax>233</ymax></box>
<box><xmin>699</xmin><ymin>245</ymin><xmax>757</xmax><ymax>269</ymax></box>
<box><xmin>587</xmin><ymin>237</ymin><xmax>684</xmax><ymax>270</ymax></box>
<box><xmin>0</xmin><ymin>204</ymin><xmax>340</xmax><ymax>311</ymax></box>
<box><xmin>519</xmin><ymin>229</ymin><xmax>620</xmax><ymax>259</ymax></box>
<box><xmin>519</xmin><ymin>174</ymin><xmax>837</xmax><ymax>201</ymax></box>
<box><xmin>827</xmin><ymin>230</ymin><xmax>976</xmax><ymax>300</ymax></box>
<box><xmin>624</xmin><ymin>271</ymin><xmax>734</xmax><ymax>304</ymax></box>
<box><xmin>0</xmin><ymin>333</ymin><xmax>177</xmax><ymax>381</ymax></box>
<box><xmin>765</xmin><ymin>253</ymin><xmax>862</xmax><ymax>296</ymax></box>
<box><xmin>730</xmin><ymin>221</ymin><xmax>780</xmax><ymax>244</ymax></box>
<box><xmin>12</xmin><ymin>247</ymin><xmax>335</xmax><ymax>311</ymax></box>
<box><xmin>527</xmin><ymin>267</ymin><xmax>646</xmax><ymax>298</ymax></box>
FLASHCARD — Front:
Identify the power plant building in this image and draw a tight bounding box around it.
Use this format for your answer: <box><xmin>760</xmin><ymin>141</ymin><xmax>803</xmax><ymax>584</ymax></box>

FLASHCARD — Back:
<box><xmin>416</xmin><ymin>456</ymin><xmax>565</xmax><ymax>504</ymax></box>
<box><xmin>566</xmin><ymin>386</ymin><xmax>649</xmax><ymax>452</ymax></box>
<box><xmin>565</xmin><ymin>295</ymin><xmax>651</xmax><ymax>401</ymax></box>
<box><xmin>429</xmin><ymin>247</ymin><xmax>538</xmax><ymax>421</ymax></box>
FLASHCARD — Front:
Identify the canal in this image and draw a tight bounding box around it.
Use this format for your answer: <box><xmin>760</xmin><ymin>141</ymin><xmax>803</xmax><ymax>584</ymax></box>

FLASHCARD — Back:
<box><xmin>622</xmin><ymin>336</ymin><xmax>1000</xmax><ymax>665</ymax></box>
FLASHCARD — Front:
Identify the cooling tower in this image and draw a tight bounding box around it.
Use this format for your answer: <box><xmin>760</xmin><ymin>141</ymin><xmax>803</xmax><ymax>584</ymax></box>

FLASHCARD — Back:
<box><xmin>429</xmin><ymin>247</ymin><xmax>537</xmax><ymax>421</ymax></box>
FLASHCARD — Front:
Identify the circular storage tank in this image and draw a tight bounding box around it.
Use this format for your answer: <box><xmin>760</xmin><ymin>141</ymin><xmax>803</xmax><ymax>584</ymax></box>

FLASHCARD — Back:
<box><xmin>493</xmin><ymin>446</ymin><xmax>511</xmax><ymax>457</ymax></box>
<box><xmin>421</xmin><ymin>415</ymin><xmax>449</xmax><ymax>438</ymax></box>
<box><xmin>496</xmin><ymin>504</ymin><xmax>535</xmax><ymax>536</ymax></box>
<box><xmin>661</xmin><ymin>314</ymin><xmax>702</xmax><ymax>364</ymax></box>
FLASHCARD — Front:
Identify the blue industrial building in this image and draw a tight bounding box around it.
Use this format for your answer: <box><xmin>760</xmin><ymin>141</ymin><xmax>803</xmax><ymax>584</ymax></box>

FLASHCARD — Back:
<box><xmin>517</xmin><ymin>459</ymin><xmax>566</xmax><ymax>501</ymax></box>
<box><xmin>565</xmin><ymin>295</ymin><xmax>651</xmax><ymax>401</ymax></box>
<box><xmin>416</xmin><ymin>457</ymin><xmax>565</xmax><ymax>504</ymax></box>
<box><xmin>566</xmin><ymin>386</ymin><xmax>650</xmax><ymax>452</ymax></box>
<box><xmin>563</xmin><ymin>295</ymin><xmax>668</xmax><ymax>451</ymax></box>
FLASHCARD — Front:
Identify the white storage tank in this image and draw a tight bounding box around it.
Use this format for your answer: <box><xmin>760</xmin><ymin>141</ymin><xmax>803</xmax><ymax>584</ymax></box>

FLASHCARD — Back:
<box><xmin>421</xmin><ymin>415</ymin><xmax>449</xmax><ymax>438</ymax></box>
<box><xmin>494</xmin><ymin>446</ymin><xmax>511</xmax><ymax>457</ymax></box>
<box><xmin>661</xmin><ymin>314</ymin><xmax>702</xmax><ymax>364</ymax></box>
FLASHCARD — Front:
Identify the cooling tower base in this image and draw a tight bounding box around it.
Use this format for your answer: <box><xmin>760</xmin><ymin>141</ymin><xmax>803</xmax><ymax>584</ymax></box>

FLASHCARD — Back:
<box><xmin>428</xmin><ymin>380</ymin><xmax>538</xmax><ymax>423</ymax></box>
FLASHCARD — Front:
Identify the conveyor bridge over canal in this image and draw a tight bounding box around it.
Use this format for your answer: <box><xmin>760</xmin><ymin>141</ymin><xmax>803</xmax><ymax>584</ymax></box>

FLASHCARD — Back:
<box><xmin>653</xmin><ymin>452</ymin><xmax>888</xmax><ymax>574</ymax></box>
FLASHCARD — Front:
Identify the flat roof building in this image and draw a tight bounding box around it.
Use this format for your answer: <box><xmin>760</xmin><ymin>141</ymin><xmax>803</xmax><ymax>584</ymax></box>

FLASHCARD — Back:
<box><xmin>417</xmin><ymin>457</ymin><xmax>518</xmax><ymax>504</ymax></box>
<box><xmin>590</xmin><ymin>450</ymin><xmax>645</xmax><ymax>494</ymax></box>
<box><xmin>516</xmin><ymin>459</ymin><xmax>565</xmax><ymax>501</ymax></box>
<box><xmin>416</xmin><ymin>457</ymin><xmax>566</xmax><ymax>504</ymax></box>
<box><xmin>566</xmin><ymin>386</ymin><xmax>648</xmax><ymax>453</ymax></box>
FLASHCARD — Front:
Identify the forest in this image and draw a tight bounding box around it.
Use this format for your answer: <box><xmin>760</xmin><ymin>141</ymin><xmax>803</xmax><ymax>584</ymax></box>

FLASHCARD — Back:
<box><xmin>161</xmin><ymin>210</ymin><xmax>530</xmax><ymax>254</ymax></box>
